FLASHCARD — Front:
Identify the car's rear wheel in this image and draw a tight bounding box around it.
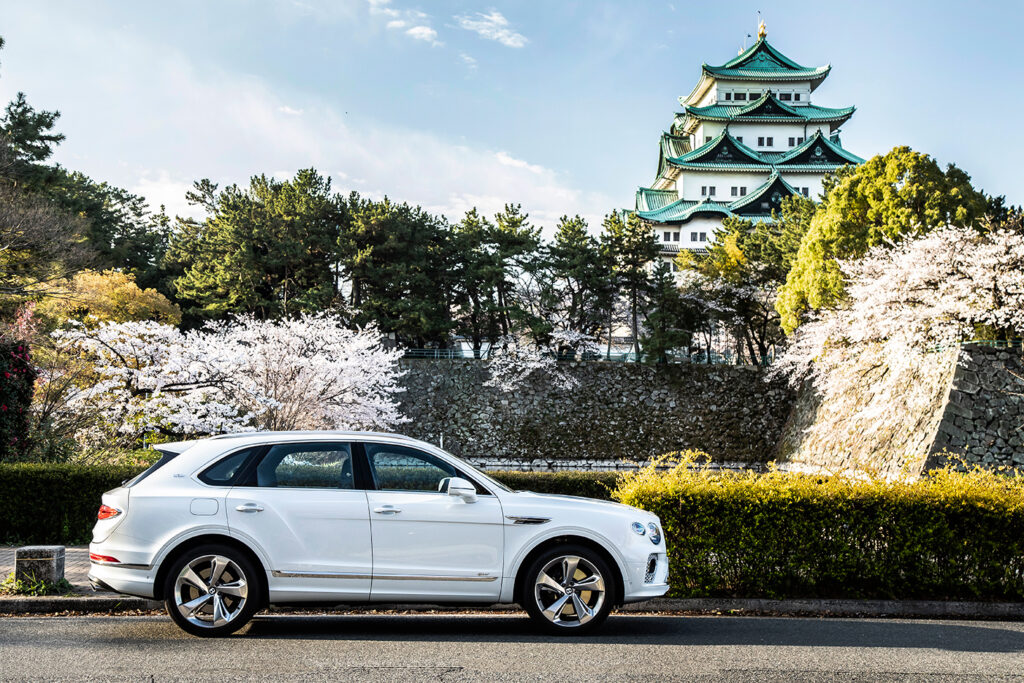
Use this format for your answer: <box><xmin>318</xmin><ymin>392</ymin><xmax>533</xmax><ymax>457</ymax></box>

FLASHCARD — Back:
<box><xmin>522</xmin><ymin>544</ymin><xmax>616</xmax><ymax>634</ymax></box>
<box><xmin>163</xmin><ymin>544</ymin><xmax>260</xmax><ymax>637</ymax></box>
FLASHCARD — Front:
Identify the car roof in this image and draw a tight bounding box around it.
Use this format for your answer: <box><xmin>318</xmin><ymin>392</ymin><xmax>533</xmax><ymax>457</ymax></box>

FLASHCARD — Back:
<box><xmin>160</xmin><ymin>430</ymin><xmax>437</xmax><ymax>454</ymax></box>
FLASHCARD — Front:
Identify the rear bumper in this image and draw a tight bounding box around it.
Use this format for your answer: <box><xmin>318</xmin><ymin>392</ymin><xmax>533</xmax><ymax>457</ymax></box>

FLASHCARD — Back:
<box><xmin>87</xmin><ymin>561</ymin><xmax>157</xmax><ymax>599</ymax></box>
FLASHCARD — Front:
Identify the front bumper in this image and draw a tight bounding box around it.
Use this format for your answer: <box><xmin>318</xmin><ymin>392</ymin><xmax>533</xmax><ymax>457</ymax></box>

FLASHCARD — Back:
<box><xmin>621</xmin><ymin>551</ymin><xmax>669</xmax><ymax>603</ymax></box>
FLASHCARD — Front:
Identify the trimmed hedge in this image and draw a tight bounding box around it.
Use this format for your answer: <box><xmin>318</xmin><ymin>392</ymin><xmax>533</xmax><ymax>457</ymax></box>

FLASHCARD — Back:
<box><xmin>615</xmin><ymin>454</ymin><xmax>1024</xmax><ymax>601</ymax></box>
<box><xmin>1</xmin><ymin>463</ymin><xmax>142</xmax><ymax>545</ymax></box>
<box><xmin>0</xmin><ymin>464</ymin><xmax>617</xmax><ymax>545</ymax></box>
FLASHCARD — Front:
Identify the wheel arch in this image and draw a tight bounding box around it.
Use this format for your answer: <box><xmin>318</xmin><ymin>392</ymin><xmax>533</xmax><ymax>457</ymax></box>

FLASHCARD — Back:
<box><xmin>512</xmin><ymin>534</ymin><xmax>626</xmax><ymax>608</ymax></box>
<box><xmin>152</xmin><ymin>533</ymin><xmax>268</xmax><ymax>604</ymax></box>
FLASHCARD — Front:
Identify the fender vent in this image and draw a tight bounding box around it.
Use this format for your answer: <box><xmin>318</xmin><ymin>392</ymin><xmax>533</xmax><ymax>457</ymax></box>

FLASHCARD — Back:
<box><xmin>505</xmin><ymin>516</ymin><xmax>551</xmax><ymax>525</ymax></box>
<box><xmin>644</xmin><ymin>554</ymin><xmax>658</xmax><ymax>583</ymax></box>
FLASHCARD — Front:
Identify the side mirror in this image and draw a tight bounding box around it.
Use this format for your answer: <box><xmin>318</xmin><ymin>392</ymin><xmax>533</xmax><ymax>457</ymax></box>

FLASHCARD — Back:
<box><xmin>445</xmin><ymin>476</ymin><xmax>478</xmax><ymax>503</ymax></box>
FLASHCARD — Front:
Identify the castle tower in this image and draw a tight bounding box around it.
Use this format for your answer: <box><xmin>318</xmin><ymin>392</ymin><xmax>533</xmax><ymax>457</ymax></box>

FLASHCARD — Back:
<box><xmin>634</xmin><ymin>27</ymin><xmax>863</xmax><ymax>265</ymax></box>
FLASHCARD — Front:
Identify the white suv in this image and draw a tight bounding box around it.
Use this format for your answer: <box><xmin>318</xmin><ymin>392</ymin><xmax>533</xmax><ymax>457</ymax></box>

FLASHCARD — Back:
<box><xmin>88</xmin><ymin>431</ymin><xmax>669</xmax><ymax>636</ymax></box>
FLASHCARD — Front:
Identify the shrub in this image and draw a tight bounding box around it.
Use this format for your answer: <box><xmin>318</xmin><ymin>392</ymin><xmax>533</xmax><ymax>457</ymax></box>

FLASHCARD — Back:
<box><xmin>614</xmin><ymin>453</ymin><xmax>1024</xmax><ymax>601</ymax></box>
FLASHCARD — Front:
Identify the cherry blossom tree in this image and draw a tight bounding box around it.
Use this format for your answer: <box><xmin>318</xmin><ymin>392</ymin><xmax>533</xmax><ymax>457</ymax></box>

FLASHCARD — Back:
<box><xmin>48</xmin><ymin>313</ymin><xmax>406</xmax><ymax>448</ymax></box>
<box><xmin>772</xmin><ymin>226</ymin><xmax>1024</xmax><ymax>393</ymax></box>
<box><xmin>485</xmin><ymin>331</ymin><xmax>600</xmax><ymax>393</ymax></box>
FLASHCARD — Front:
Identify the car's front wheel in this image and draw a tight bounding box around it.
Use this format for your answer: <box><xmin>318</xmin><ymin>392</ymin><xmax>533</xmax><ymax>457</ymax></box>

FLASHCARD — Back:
<box><xmin>163</xmin><ymin>544</ymin><xmax>260</xmax><ymax>637</ymax></box>
<box><xmin>522</xmin><ymin>544</ymin><xmax>616</xmax><ymax>634</ymax></box>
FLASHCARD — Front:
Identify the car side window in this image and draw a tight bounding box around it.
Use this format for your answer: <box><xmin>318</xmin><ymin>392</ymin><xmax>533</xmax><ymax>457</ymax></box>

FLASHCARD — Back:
<box><xmin>364</xmin><ymin>443</ymin><xmax>458</xmax><ymax>493</ymax></box>
<box><xmin>254</xmin><ymin>442</ymin><xmax>355</xmax><ymax>489</ymax></box>
<box><xmin>197</xmin><ymin>447</ymin><xmax>262</xmax><ymax>486</ymax></box>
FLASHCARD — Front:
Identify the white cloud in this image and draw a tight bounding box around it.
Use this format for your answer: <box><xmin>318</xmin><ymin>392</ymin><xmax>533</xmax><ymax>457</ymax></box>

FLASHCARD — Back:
<box><xmin>405</xmin><ymin>25</ymin><xmax>443</xmax><ymax>47</ymax></box>
<box><xmin>459</xmin><ymin>52</ymin><xmax>478</xmax><ymax>70</ymax></box>
<box><xmin>454</xmin><ymin>10</ymin><xmax>528</xmax><ymax>48</ymax></box>
<box><xmin>386</xmin><ymin>19</ymin><xmax>406</xmax><ymax>29</ymax></box>
<box><xmin>278</xmin><ymin>105</ymin><xmax>303</xmax><ymax>115</ymax></box>
<box><xmin>495</xmin><ymin>151</ymin><xmax>544</xmax><ymax>175</ymax></box>
<box><xmin>130</xmin><ymin>171</ymin><xmax>203</xmax><ymax>221</ymax></box>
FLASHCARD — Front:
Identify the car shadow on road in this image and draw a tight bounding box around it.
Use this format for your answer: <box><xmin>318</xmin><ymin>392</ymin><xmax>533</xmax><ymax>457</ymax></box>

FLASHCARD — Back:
<box><xmin>242</xmin><ymin>613</ymin><xmax>1024</xmax><ymax>653</ymax></box>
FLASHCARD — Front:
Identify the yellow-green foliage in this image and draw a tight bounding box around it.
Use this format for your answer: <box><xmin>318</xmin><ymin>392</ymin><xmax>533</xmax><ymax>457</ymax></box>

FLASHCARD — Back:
<box><xmin>36</xmin><ymin>270</ymin><xmax>181</xmax><ymax>328</ymax></box>
<box><xmin>614</xmin><ymin>452</ymin><xmax>1024</xmax><ymax>600</ymax></box>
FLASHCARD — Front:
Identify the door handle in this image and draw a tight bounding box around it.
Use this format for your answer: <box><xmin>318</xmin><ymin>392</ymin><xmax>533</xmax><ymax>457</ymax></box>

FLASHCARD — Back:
<box><xmin>235</xmin><ymin>503</ymin><xmax>264</xmax><ymax>513</ymax></box>
<box><xmin>373</xmin><ymin>506</ymin><xmax>401</xmax><ymax>514</ymax></box>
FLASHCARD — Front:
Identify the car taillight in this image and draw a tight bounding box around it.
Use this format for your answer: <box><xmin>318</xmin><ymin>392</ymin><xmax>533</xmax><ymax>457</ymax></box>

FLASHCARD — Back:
<box><xmin>89</xmin><ymin>553</ymin><xmax>120</xmax><ymax>563</ymax></box>
<box><xmin>97</xmin><ymin>504</ymin><xmax>122</xmax><ymax>520</ymax></box>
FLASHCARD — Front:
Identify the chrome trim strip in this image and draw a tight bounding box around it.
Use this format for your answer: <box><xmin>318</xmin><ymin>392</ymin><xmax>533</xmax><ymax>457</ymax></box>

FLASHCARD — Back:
<box><xmin>89</xmin><ymin>560</ymin><xmax>152</xmax><ymax>570</ymax></box>
<box><xmin>505</xmin><ymin>515</ymin><xmax>551</xmax><ymax>525</ymax></box>
<box><xmin>271</xmin><ymin>570</ymin><xmax>372</xmax><ymax>580</ymax></box>
<box><xmin>271</xmin><ymin>570</ymin><xmax>498</xmax><ymax>582</ymax></box>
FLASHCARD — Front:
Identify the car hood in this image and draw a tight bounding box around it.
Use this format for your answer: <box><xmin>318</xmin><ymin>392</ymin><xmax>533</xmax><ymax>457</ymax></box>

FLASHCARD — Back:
<box><xmin>502</xmin><ymin>490</ymin><xmax>657</xmax><ymax>522</ymax></box>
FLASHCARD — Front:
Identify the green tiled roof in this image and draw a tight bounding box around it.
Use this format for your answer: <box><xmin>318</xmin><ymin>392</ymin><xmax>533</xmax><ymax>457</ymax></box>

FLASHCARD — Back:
<box><xmin>656</xmin><ymin>132</ymin><xmax>691</xmax><ymax>179</ymax></box>
<box><xmin>635</xmin><ymin>171</ymin><xmax>802</xmax><ymax>225</ymax></box>
<box><xmin>775</xmin><ymin>129</ymin><xmax>865</xmax><ymax>165</ymax></box>
<box><xmin>660</xmin><ymin>128</ymin><xmax>862</xmax><ymax>174</ymax></box>
<box><xmin>636</xmin><ymin>187</ymin><xmax>679</xmax><ymax>212</ymax></box>
<box><xmin>705</xmin><ymin>38</ymin><xmax>830</xmax><ymax>84</ymax></box>
<box><xmin>682</xmin><ymin>94</ymin><xmax>854</xmax><ymax>126</ymax></box>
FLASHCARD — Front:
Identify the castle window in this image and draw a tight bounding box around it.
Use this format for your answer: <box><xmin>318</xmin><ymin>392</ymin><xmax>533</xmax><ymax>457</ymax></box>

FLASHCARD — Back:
<box><xmin>663</xmin><ymin>231</ymin><xmax>671</xmax><ymax>241</ymax></box>
<box><xmin>797</xmin><ymin>136</ymin><xmax>804</xmax><ymax>144</ymax></box>
<box><xmin>740</xmin><ymin>187</ymin><xmax>747</xmax><ymax>196</ymax></box>
<box><xmin>705</xmin><ymin>136</ymin><xmax>712</xmax><ymax>144</ymax></box>
<box><xmin>731</xmin><ymin>186</ymin><xmax>738</xmax><ymax>197</ymax></box>
<box><xmin>779</xmin><ymin>93</ymin><xmax>792</xmax><ymax>101</ymax></box>
<box><xmin>793</xmin><ymin>93</ymin><xmax>801</xmax><ymax>101</ymax></box>
<box><xmin>691</xmin><ymin>232</ymin><xmax>698</xmax><ymax>242</ymax></box>
<box><xmin>788</xmin><ymin>137</ymin><xmax>795</xmax><ymax>147</ymax></box>
<box><xmin>673</xmin><ymin>232</ymin><xmax>680</xmax><ymax>242</ymax></box>
<box><xmin>766</xmin><ymin>137</ymin><xmax>773</xmax><ymax>146</ymax></box>
<box><xmin>758</xmin><ymin>136</ymin><xmax>764</xmax><ymax>146</ymax></box>
<box><xmin>735</xmin><ymin>136</ymin><xmax>743</xmax><ymax>143</ymax></box>
<box><xmin>734</xmin><ymin>92</ymin><xmax>747</xmax><ymax>101</ymax></box>
<box><xmin>701</xmin><ymin>186</ymin><xmax>707</xmax><ymax>196</ymax></box>
<box><xmin>699</xmin><ymin>232</ymin><xmax>707</xmax><ymax>242</ymax></box>
<box><xmin>802</xmin><ymin>187</ymin><xmax>810</xmax><ymax>197</ymax></box>
<box><xmin>708</xmin><ymin>186</ymin><xmax>716</xmax><ymax>196</ymax></box>
<box><xmin>724</xmin><ymin>92</ymin><xmax>732</xmax><ymax>101</ymax></box>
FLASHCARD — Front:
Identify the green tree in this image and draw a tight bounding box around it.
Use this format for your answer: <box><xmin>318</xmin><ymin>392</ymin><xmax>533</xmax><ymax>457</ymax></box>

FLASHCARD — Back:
<box><xmin>340</xmin><ymin>194</ymin><xmax>456</xmax><ymax>346</ymax></box>
<box><xmin>641</xmin><ymin>261</ymin><xmax>695</xmax><ymax>364</ymax></box>
<box><xmin>168</xmin><ymin>169</ymin><xmax>346</xmax><ymax>321</ymax></box>
<box><xmin>601</xmin><ymin>211</ymin><xmax>659</xmax><ymax>357</ymax></box>
<box><xmin>451</xmin><ymin>209</ymin><xmax>501</xmax><ymax>355</ymax></box>
<box><xmin>491</xmin><ymin>203</ymin><xmax>541</xmax><ymax>337</ymax></box>
<box><xmin>535</xmin><ymin>215</ymin><xmax>615</xmax><ymax>345</ymax></box>
<box><xmin>777</xmin><ymin>146</ymin><xmax>991</xmax><ymax>333</ymax></box>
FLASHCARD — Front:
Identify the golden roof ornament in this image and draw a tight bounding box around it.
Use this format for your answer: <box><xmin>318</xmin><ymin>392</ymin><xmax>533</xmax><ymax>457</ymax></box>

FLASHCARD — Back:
<box><xmin>757</xmin><ymin>19</ymin><xmax>767</xmax><ymax>39</ymax></box>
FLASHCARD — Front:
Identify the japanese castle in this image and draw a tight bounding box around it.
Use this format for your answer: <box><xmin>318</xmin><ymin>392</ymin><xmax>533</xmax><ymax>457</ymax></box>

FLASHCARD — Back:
<box><xmin>634</xmin><ymin>23</ymin><xmax>863</xmax><ymax>263</ymax></box>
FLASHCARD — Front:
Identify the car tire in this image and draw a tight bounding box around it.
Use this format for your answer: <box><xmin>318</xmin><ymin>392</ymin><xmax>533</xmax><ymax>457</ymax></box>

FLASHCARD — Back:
<box><xmin>522</xmin><ymin>544</ymin><xmax>616</xmax><ymax>635</ymax></box>
<box><xmin>163</xmin><ymin>544</ymin><xmax>261</xmax><ymax>637</ymax></box>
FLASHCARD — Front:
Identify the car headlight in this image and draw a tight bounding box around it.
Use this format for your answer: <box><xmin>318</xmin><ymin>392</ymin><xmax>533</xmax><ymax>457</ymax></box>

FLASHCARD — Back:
<box><xmin>647</xmin><ymin>523</ymin><xmax>661</xmax><ymax>545</ymax></box>
<box><xmin>631</xmin><ymin>522</ymin><xmax>646</xmax><ymax>536</ymax></box>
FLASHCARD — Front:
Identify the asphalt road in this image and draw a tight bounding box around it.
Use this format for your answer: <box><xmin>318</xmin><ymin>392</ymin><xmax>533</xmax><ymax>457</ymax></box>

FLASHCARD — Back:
<box><xmin>1</xmin><ymin>613</ymin><xmax>1023</xmax><ymax>681</ymax></box>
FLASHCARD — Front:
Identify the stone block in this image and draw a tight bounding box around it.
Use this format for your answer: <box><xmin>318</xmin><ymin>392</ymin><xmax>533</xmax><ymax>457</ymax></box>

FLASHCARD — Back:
<box><xmin>15</xmin><ymin>546</ymin><xmax>65</xmax><ymax>585</ymax></box>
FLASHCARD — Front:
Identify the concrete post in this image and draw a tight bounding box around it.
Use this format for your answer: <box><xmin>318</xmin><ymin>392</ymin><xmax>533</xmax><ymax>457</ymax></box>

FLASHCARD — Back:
<box><xmin>15</xmin><ymin>546</ymin><xmax>66</xmax><ymax>586</ymax></box>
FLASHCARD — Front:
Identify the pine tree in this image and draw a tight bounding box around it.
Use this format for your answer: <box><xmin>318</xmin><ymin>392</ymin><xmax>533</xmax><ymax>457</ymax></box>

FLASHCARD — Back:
<box><xmin>601</xmin><ymin>211</ymin><xmax>659</xmax><ymax>358</ymax></box>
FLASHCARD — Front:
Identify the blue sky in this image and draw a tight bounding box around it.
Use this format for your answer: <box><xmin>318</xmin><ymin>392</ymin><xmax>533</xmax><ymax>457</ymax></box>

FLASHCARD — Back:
<box><xmin>1</xmin><ymin>0</ymin><xmax>1021</xmax><ymax>231</ymax></box>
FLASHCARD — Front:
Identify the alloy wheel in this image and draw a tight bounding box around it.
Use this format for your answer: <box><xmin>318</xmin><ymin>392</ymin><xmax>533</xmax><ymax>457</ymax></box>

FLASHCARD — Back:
<box><xmin>172</xmin><ymin>554</ymin><xmax>249</xmax><ymax>629</ymax></box>
<box><xmin>533</xmin><ymin>554</ymin><xmax>606</xmax><ymax>627</ymax></box>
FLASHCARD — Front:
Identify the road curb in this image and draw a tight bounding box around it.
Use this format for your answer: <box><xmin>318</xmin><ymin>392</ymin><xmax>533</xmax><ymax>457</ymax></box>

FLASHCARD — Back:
<box><xmin>2</xmin><ymin>595</ymin><xmax>1022</xmax><ymax>619</ymax></box>
<box><xmin>621</xmin><ymin>597</ymin><xmax>1024</xmax><ymax>619</ymax></box>
<box><xmin>0</xmin><ymin>595</ymin><xmax>161</xmax><ymax>614</ymax></box>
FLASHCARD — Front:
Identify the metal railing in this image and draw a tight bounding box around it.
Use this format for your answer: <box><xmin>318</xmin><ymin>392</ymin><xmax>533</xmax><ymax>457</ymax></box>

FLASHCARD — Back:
<box><xmin>402</xmin><ymin>348</ymin><xmax>754</xmax><ymax>365</ymax></box>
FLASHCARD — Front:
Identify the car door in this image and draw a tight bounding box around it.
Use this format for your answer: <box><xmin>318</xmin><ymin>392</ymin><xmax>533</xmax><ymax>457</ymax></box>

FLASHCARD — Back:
<box><xmin>362</xmin><ymin>442</ymin><xmax>504</xmax><ymax>601</ymax></box>
<box><xmin>226</xmin><ymin>441</ymin><xmax>372</xmax><ymax>601</ymax></box>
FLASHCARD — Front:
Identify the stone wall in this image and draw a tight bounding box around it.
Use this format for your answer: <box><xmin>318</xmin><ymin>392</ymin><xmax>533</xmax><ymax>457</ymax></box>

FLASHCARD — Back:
<box><xmin>778</xmin><ymin>344</ymin><xmax>1024</xmax><ymax>477</ymax></box>
<box><xmin>926</xmin><ymin>346</ymin><xmax>1024</xmax><ymax>469</ymax></box>
<box><xmin>396</xmin><ymin>359</ymin><xmax>794</xmax><ymax>470</ymax></box>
